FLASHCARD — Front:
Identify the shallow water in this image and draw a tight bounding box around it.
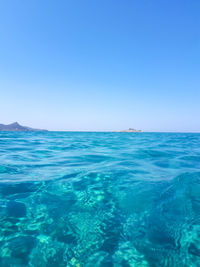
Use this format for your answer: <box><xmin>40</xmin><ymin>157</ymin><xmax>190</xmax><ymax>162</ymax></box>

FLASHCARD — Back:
<box><xmin>0</xmin><ymin>132</ymin><xmax>200</xmax><ymax>266</ymax></box>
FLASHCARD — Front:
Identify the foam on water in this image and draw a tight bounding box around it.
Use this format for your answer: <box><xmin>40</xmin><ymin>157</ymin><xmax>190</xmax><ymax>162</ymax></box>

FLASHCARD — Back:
<box><xmin>0</xmin><ymin>132</ymin><xmax>200</xmax><ymax>266</ymax></box>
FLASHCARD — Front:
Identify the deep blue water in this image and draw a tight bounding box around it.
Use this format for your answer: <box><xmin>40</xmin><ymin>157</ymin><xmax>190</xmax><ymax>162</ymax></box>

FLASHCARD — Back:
<box><xmin>0</xmin><ymin>132</ymin><xmax>200</xmax><ymax>266</ymax></box>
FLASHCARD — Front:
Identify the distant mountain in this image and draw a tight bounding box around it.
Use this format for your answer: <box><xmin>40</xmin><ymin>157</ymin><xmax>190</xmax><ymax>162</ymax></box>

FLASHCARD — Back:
<box><xmin>0</xmin><ymin>122</ymin><xmax>47</xmax><ymax>132</ymax></box>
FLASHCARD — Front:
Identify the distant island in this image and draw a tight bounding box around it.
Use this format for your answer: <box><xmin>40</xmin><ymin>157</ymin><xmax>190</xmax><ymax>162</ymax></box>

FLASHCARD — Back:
<box><xmin>0</xmin><ymin>122</ymin><xmax>47</xmax><ymax>132</ymax></box>
<box><xmin>118</xmin><ymin>128</ymin><xmax>142</xmax><ymax>132</ymax></box>
<box><xmin>0</xmin><ymin>123</ymin><xmax>142</xmax><ymax>132</ymax></box>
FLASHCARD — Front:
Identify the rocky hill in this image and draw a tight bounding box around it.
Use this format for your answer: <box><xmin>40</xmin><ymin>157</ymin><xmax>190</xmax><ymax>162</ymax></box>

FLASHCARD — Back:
<box><xmin>0</xmin><ymin>122</ymin><xmax>47</xmax><ymax>131</ymax></box>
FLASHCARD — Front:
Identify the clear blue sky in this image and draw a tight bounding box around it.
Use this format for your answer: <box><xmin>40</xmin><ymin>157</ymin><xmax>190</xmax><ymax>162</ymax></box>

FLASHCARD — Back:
<box><xmin>0</xmin><ymin>0</ymin><xmax>199</xmax><ymax>131</ymax></box>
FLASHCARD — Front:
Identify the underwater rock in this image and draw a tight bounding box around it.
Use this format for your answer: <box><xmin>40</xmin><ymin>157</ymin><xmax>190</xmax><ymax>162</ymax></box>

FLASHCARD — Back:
<box><xmin>9</xmin><ymin>236</ymin><xmax>36</xmax><ymax>257</ymax></box>
<box><xmin>6</xmin><ymin>201</ymin><xmax>26</xmax><ymax>218</ymax></box>
<box><xmin>188</xmin><ymin>243</ymin><xmax>200</xmax><ymax>257</ymax></box>
<box><xmin>1</xmin><ymin>235</ymin><xmax>36</xmax><ymax>265</ymax></box>
<box><xmin>85</xmin><ymin>251</ymin><xmax>109</xmax><ymax>266</ymax></box>
<box><xmin>0</xmin><ymin>181</ymin><xmax>41</xmax><ymax>198</ymax></box>
<box><xmin>29</xmin><ymin>238</ymin><xmax>66</xmax><ymax>267</ymax></box>
<box><xmin>113</xmin><ymin>242</ymin><xmax>149</xmax><ymax>266</ymax></box>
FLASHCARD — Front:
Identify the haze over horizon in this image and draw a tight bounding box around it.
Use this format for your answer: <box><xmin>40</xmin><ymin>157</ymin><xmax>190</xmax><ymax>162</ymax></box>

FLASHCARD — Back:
<box><xmin>0</xmin><ymin>0</ymin><xmax>199</xmax><ymax>132</ymax></box>
<box><xmin>0</xmin><ymin>121</ymin><xmax>200</xmax><ymax>133</ymax></box>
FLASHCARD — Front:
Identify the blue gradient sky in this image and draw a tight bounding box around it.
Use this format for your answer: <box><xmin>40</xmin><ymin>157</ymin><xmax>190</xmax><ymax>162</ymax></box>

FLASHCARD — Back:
<box><xmin>0</xmin><ymin>0</ymin><xmax>199</xmax><ymax>131</ymax></box>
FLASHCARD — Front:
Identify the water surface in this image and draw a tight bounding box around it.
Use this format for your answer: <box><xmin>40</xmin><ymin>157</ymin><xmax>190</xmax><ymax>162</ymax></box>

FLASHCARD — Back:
<box><xmin>0</xmin><ymin>132</ymin><xmax>200</xmax><ymax>266</ymax></box>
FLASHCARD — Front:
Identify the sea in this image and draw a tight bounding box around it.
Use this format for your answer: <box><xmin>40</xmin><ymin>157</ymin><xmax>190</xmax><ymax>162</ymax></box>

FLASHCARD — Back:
<box><xmin>0</xmin><ymin>131</ymin><xmax>200</xmax><ymax>266</ymax></box>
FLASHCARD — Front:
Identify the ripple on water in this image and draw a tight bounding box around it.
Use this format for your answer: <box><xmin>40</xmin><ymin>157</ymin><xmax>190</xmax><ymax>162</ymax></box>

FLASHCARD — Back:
<box><xmin>0</xmin><ymin>132</ymin><xmax>200</xmax><ymax>266</ymax></box>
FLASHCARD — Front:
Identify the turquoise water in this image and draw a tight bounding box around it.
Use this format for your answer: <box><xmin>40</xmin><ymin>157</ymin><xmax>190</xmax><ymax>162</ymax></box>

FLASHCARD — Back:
<box><xmin>0</xmin><ymin>132</ymin><xmax>200</xmax><ymax>266</ymax></box>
